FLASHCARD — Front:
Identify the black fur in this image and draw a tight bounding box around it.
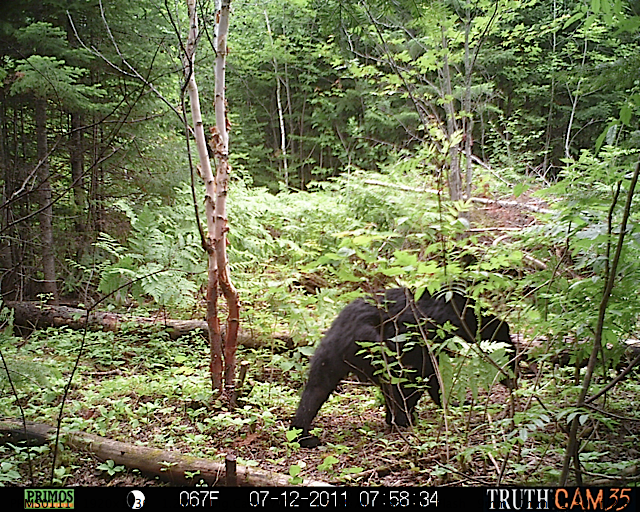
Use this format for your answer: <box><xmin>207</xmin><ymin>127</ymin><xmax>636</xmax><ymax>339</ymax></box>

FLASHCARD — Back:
<box><xmin>291</xmin><ymin>287</ymin><xmax>513</xmax><ymax>447</ymax></box>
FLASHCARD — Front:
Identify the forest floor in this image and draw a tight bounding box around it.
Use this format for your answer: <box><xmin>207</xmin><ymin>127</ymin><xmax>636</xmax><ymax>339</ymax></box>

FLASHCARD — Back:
<box><xmin>14</xmin><ymin>363</ymin><xmax>640</xmax><ymax>488</ymax></box>
<box><xmin>4</xmin><ymin>198</ymin><xmax>640</xmax><ymax>488</ymax></box>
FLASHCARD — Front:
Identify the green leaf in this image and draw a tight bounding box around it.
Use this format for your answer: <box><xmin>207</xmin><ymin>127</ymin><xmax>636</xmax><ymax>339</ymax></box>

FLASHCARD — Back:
<box><xmin>514</xmin><ymin>183</ymin><xmax>529</xmax><ymax>198</ymax></box>
<box><xmin>563</xmin><ymin>11</ymin><xmax>585</xmax><ymax>29</ymax></box>
<box><xmin>318</xmin><ymin>455</ymin><xmax>339</xmax><ymax>471</ymax></box>
<box><xmin>352</xmin><ymin>235</ymin><xmax>373</xmax><ymax>246</ymax></box>
<box><xmin>298</xmin><ymin>346</ymin><xmax>316</xmax><ymax>357</ymax></box>
<box><xmin>286</xmin><ymin>429</ymin><xmax>302</xmax><ymax>442</ymax></box>
<box><xmin>341</xmin><ymin>467</ymin><xmax>365</xmax><ymax>476</ymax></box>
<box><xmin>392</xmin><ymin>250</ymin><xmax>418</xmax><ymax>267</ymax></box>
<box><xmin>289</xmin><ymin>464</ymin><xmax>302</xmax><ymax>477</ymax></box>
<box><xmin>380</xmin><ymin>267</ymin><xmax>408</xmax><ymax>276</ymax></box>
<box><xmin>336</xmin><ymin>247</ymin><xmax>356</xmax><ymax>258</ymax></box>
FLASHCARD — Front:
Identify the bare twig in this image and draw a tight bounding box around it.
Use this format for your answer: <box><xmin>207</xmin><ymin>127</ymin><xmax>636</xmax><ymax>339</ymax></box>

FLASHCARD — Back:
<box><xmin>585</xmin><ymin>352</ymin><xmax>640</xmax><ymax>404</ymax></box>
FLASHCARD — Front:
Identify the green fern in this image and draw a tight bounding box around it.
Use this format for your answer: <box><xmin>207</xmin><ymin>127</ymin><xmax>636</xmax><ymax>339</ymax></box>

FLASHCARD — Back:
<box><xmin>0</xmin><ymin>358</ymin><xmax>60</xmax><ymax>390</ymax></box>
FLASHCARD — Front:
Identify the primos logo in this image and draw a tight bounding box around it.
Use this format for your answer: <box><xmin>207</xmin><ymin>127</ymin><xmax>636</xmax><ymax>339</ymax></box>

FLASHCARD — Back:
<box><xmin>24</xmin><ymin>489</ymin><xmax>75</xmax><ymax>509</ymax></box>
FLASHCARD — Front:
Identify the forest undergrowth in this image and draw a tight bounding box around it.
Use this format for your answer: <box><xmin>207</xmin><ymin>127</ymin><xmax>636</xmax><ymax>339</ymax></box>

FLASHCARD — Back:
<box><xmin>2</xmin><ymin>164</ymin><xmax>640</xmax><ymax>487</ymax></box>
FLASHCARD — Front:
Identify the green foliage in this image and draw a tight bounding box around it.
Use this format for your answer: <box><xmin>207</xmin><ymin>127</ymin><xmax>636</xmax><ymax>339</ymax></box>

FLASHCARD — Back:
<box><xmin>0</xmin><ymin>459</ymin><xmax>21</xmax><ymax>485</ymax></box>
<box><xmin>521</xmin><ymin>147</ymin><xmax>640</xmax><ymax>371</ymax></box>
<box><xmin>1</xmin><ymin>0</ymin><xmax>639</xmax><ymax>488</ymax></box>
<box><xmin>0</xmin><ymin>301</ymin><xmax>61</xmax><ymax>395</ymax></box>
<box><xmin>288</xmin><ymin>463</ymin><xmax>303</xmax><ymax>485</ymax></box>
<box><xmin>95</xmin><ymin>196</ymin><xmax>204</xmax><ymax>309</ymax></box>
<box><xmin>9</xmin><ymin>22</ymin><xmax>104</xmax><ymax>108</ymax></box>
<box><xmin>226</xmin><ymin>0</ymin><xmax>415</xmax><ymax>188</ymax></box>
<box><xmin>0</xmin><ymin>357</ymin><xmax>61</xmax><ymax>392</ymax></box>
<box><xmin>442</xmin><ymin>337</ymin><xmax>514</xmax><ymax>406</ymax></box>
<box><xmin>14</xmin><ymin>21</ymin><xmax>92</xmax><ymax>68</ymax></box>
<box><xmin>11</xmin><ymin>56</ymin><xmax>105</xmax><ymax>109</ymax></box>
<box><xmin>96</xmin><ymin>460</ymin><xmax>126</xmax><ymax>477</ymax></box>
<box><xmin>227</xmin><ymin>182</ymin><xmax>358</xmax><ymax>269</ymax></box>
<box><xmin>317</xmin><ymin>454</ymin><xmax>339</xmax><ymax>472</ymax></box>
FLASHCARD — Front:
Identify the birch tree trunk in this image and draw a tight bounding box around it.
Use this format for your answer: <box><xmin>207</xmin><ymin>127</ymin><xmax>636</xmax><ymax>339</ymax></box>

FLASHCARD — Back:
<box><xmin>183</xmin><ymin>0</ymin><xmax>239</xmax><ymax>397</ymax></box>
<box><xmin>264</xmin><ymin>10</ymin><xmax>288</xmax><ymax>187</ymax></box>
<box><xmin>213</xmin><ymin>0</ymin><xmax>240</xmax><ymax>400</ymax></box>
<box><xmin>565</xmin><ymin>38</ymin><xmax>588</xmax><ymax>160</ymax></box>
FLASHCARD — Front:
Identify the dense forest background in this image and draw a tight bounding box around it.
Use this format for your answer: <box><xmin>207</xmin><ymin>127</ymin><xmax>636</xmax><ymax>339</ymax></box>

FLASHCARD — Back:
<box><xmin>1</xmin><ymin>0</ymin><xmax>640</xmax><ymax>489</ymax></box>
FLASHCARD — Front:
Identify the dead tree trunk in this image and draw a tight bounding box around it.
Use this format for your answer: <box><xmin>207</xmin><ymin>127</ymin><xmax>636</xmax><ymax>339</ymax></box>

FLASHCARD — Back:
<box><xmin>0</xmin><ymin>420</ymin><xmax>329</xmax><ymax>487</ymax></box>
<box><xmin>8</xmin><ymin>301</ymin><xmax>207</xmax><ymax>339</ymax></box>
<box><xmin>35</xmin><ymin>97</ymin><xmax>58</xmax><ymax>303</ymax></box>
<box><xmin>6</xmin><ymin>301</ymin><xmax>291</xmax><ymax>347</ymax></box>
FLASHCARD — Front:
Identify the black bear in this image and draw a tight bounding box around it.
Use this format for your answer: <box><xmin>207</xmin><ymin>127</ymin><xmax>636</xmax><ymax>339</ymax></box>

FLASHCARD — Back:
<box><xmin>291</xmin><ymin>287</ymin><xmax>514</xmax><ymax>447</ymax></box>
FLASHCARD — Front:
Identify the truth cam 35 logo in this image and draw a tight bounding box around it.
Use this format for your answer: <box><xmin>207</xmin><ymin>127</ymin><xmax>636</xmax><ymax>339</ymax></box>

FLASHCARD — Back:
<box><xmin>486</xmin><ymin>488</ymin><xmax>633</xmax><ymax>511</ymax></box>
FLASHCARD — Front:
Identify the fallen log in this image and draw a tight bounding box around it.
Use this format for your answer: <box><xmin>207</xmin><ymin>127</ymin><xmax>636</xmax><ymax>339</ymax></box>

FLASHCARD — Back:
<box><xmin>7</xmin><ymin>301</ymin><xmax>206</xmax><ymax>339</ymax></box>
<box><xmin>363</xmin><ymin>178</ymin><xmax>553</xmax><ymax>214</ymax></box>
<box><xmin>6</xmin><ymin>302</ymin><xmax>292</xmax><ymax>348</ymax></box>
<box><xmin>0</xmin><ymin>419</ymin><xmax>328</xmax><ymax>487</ymax></box>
